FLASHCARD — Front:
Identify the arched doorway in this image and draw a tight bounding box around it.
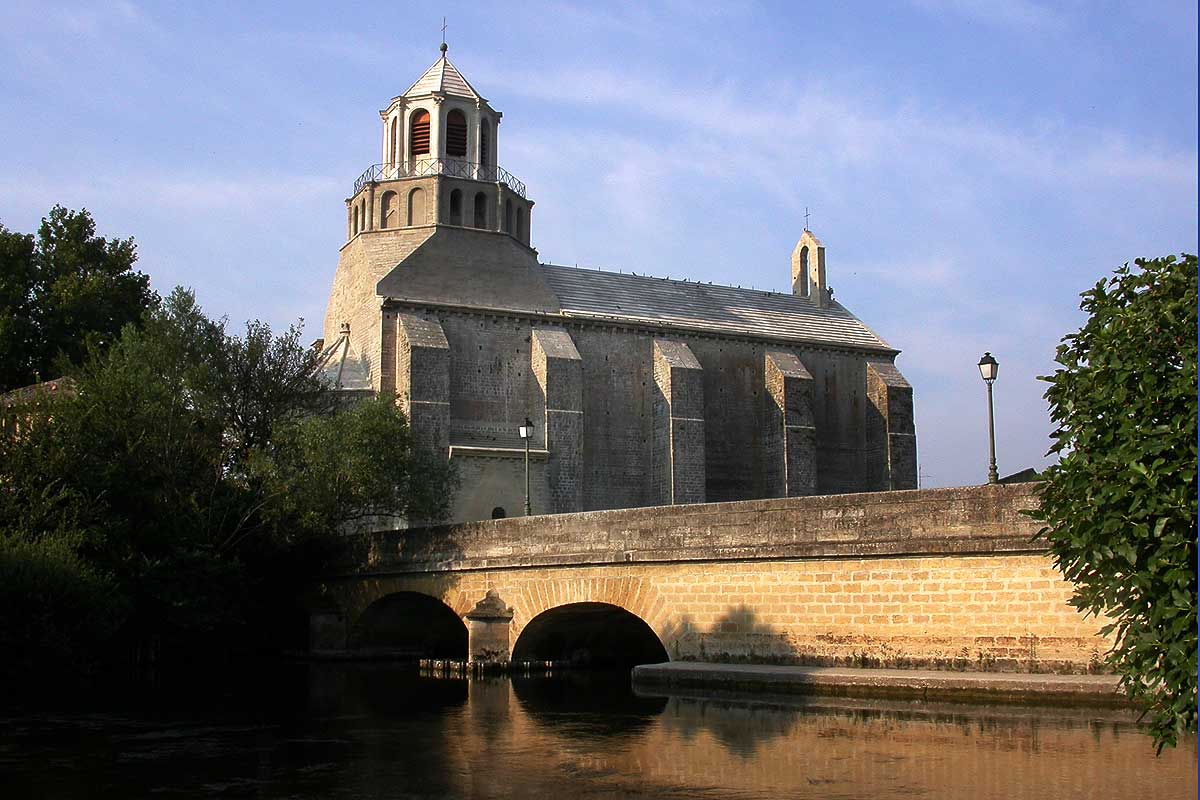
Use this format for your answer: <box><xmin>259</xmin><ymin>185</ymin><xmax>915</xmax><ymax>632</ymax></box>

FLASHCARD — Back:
<box><xmin>350</xmin><ymin>591</ymin><xmax>467</xmax><ymax>659</ymax></box>
<box><xmin>512</xmin><ymin>602</ymin><xmax>669</xmax><ymax>670</ymax></box>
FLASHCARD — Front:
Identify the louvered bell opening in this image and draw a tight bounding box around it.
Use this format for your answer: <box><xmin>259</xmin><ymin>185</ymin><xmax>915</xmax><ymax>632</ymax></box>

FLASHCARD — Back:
<box><xmin>479</xmin><ymin>120</ymin><xmax>490</xmax><ymax>166</ymax></box>
<box><xmin>446</xmin><ymin>110</ymin><xmax>468</xmax><ymax>158</ymax></box>
<box><xmin>410</xmin><ymin>110</ymin><xmax>431</xmax><ymax>156</ymax></box>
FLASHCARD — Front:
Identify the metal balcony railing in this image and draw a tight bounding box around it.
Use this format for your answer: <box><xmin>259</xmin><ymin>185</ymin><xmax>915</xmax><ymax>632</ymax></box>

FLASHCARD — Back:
<box><xmin>353</xmin><ymin>159</ymin><xmax>527</xmax><ymax>199</ymax></box>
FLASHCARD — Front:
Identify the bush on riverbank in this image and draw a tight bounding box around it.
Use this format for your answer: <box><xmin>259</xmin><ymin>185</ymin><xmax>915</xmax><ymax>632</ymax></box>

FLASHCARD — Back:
<box><xmin>0</xmin><ymin>289</ymin><xmax>454</xmax><ymax>702</ymax></box>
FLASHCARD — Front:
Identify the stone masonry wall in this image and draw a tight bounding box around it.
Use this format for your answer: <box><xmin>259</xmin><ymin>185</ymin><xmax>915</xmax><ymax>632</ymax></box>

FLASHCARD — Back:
<box><xmin>325</xmin><ymin>484</ymin><xmax>1111</xmax><ymax>673</ymax></box>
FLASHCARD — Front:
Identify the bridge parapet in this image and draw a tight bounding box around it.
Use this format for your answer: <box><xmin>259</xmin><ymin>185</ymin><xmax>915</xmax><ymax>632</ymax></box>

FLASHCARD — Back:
<box><xmin>341</xmin><ymin>483</ymin><xmax>1043</xmax><ymax>576</ymax></box>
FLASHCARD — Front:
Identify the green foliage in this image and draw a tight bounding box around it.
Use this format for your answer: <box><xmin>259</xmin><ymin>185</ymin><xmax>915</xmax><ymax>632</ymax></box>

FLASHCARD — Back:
<box><xmin>0</xmin><ymin>288</ymin><xmax>454</xmax><ymax>697</ymax></box>
<box><xmin>0</xmin><ymin>529</ymin><xmax>126</xmax><ymax>690</ymax></box>
<box><xmin>0</xmin><ymin>206</ymin><xmax>157</xmax><ymax>392</ymax></box>
<box><xmin>254</xmin><ymin>396</ymin><xmax>457</xmax><ymax>536</ymax></box>
<box><xmin>1034</xmin><ymin>253</ymin><xmax>1197</xmax><ymax>750</ymax></box>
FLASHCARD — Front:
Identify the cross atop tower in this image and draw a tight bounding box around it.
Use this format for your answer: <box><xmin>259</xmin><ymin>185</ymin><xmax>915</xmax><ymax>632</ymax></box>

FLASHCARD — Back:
<box><xmin>804</xmin><ymin>207</ymin><xmax>811</xmax><ymax>231</ymax></box>
<box><xmin>441</xmin><ymin>17</ymin><xmax>448</xmax><ymax>50</ymax></box>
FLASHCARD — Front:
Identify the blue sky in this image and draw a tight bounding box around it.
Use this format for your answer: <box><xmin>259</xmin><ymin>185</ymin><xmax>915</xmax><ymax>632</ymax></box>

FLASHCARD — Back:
<box><xmin>2</xmin><ymin>1</ymin><xmax>1196</xmax><ymax>488</ymax></box>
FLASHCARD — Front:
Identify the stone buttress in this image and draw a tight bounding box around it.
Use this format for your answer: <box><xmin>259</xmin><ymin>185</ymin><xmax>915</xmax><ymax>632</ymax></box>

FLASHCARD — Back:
<box><xmin>531</xmin><ymin>328</ymin><xmax>583</xmax><ymax>514</ymax></box>
<box><xmin>652</xmin><ymin>339</ymin><xmax>706</xmax><ymax>505</ymax></box>
<box><xmin>764</xmin><ymin>350</ymin><xmax>818</xmax><ymax>497</ymax></box>
<box><xmin>866</xmin><ymin>360</ymin><xmax>917</xmax><ymax>490</ymax></box>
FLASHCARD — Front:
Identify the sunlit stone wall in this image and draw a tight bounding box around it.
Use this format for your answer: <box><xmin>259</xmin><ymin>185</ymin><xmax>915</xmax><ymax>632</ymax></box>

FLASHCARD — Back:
<box><xmin>321</xmin><ymin>483</ymin><xmax>1111</xmax><ymax>673</ymax></box>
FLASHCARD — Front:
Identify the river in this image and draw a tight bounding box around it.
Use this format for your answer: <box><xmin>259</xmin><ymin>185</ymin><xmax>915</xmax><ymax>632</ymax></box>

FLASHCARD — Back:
<box><xmin>1</xmin><ymin>663</ymin><xmax>1194</xmax><ymax>798</ymax></box>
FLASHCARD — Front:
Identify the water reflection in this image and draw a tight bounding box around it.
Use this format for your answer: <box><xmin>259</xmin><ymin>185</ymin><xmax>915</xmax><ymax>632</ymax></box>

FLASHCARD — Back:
<box><xmin>0</xmin><ymin>662</ymin><xmax>1194</xmax><ymax>799</ymax></box>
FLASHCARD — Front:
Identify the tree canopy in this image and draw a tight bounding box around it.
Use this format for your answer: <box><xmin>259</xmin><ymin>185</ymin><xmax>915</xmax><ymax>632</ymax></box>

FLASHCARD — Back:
<box><xmin>1034</xmin><ymin>253</ymin><xmax>1197</xmax><ymax>750</ymax></box>
<box><xmin>0</xmin><ymin>206</ymin><xmax>156</xmax><ymax>392</ymax></box>
<box><xmin>0</xmin><ymin>289</ymin><xmax>455</xmax><ymax>697</ymax></box>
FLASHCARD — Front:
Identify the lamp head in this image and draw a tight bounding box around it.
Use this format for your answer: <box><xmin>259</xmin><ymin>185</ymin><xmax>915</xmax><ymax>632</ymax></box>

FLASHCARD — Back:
<box><xmin>518</xmin><ymin>417</ymin><xmax>534</xmax><ymax>439</ymax></box>
<box><xmin>977</xmin><ymin>352</ymin><xmax>999</xmax><ymax>383</ymax></box>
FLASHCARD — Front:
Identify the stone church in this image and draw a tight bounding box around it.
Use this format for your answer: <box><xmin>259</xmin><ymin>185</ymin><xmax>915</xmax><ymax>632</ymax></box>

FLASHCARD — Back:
<box><xmin>319</xmin><ymin>45</ymin><xmax>917</xmax><ymax>523</ymax></box>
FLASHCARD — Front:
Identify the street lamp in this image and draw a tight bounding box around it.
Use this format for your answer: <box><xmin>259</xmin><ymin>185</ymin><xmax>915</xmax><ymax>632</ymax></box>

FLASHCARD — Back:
<box><xmin>977</xmin><ymin>352</ymin><xmax>999</xmax><ymax>485</ymax></box>
<box><xmin>518</xmin><ymin>417</ymin><xmax>534</xmax><ymax>516</ymax></box>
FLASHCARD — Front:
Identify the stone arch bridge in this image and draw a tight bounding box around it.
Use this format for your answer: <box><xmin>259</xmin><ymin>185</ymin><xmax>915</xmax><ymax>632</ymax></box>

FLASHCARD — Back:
<box><xmin>312</xmin><ymin>484</ymin><xmax>1108</xmax><ymax>673</ymax></box>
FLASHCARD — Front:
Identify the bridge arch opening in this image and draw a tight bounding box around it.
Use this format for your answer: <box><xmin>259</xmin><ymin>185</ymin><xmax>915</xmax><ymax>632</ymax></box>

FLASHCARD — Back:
<box><xmin>512</xmin><ymin>602</ymin><xmax>669</xmax><ymax>670</ymax></box>
<box><xmin>350</xmin><ymin>591</ymin><xmax>467</xmax><ymax>659</ymax></box>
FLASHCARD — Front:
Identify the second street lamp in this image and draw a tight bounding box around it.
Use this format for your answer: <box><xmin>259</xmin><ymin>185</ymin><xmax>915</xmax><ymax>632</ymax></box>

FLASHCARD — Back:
<box><xmin>518</xmin><ymin>417</ymin><xmax>534</xmax><ymax>516</ymax></box>
<box><xmin>977</xmin><ymin>352</ymin><xmax>999</xmax><ymax>485</ymax></box>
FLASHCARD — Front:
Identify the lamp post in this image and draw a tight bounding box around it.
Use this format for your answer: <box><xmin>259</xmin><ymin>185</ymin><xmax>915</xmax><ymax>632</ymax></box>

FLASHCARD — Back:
<box><xmin>518</xmin><ymin>417</ymin><xmax>534</xmax><ymax>516</ymax></box>
<box><xmin>977</xmin><ymin>352</ymin><xmax>999</xmax><ymax>485</ymax></box>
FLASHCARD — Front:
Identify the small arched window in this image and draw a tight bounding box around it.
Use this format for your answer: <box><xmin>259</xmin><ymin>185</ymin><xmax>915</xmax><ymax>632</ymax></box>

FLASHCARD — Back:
<box><xmin>407</xmin><ymin>187</ymin><xmax>426</xmax><ymax>226</ymax></box>
<box><xmin>446</xmin><ymin>109</ymin><xmax>468</xmax><ymax>158</ymax></box>
<box><xmin>473</xmin><ymin>192</ymin><xmax>488</xmax><ymax>229</ymax></box>
<box><xmin>389</xmin><ymin>117</ymin><xmax>399</xmax><ymax>164</ymax></box>
<box><xmin>504</xmin><ymin>199</ymin><xmax>513</xmax><ymax>233</ymax></box>
<box><xmin>410</xmin><ymin>109</ymin><xmax>430</xmax><ymax>157</ymax></box>
<box><xmin>516</xmin><ymin>207</ymin><xmax>526</xmax><ymax>242</ymax></box>
<box><xmin>491</xmin><ymin>506</ymin><xmax>506</xmax><ymax>519</ymax></box>
<box><xmin>479</xmin><ymin>118</ymin><xmax>491</xmax><ymax>166</ymax></box>
<box><xmin>352</xmin><ymin>205</ymin><xmax>359</xmax><ymax>236</ymax></box>
<box><xmin>380</xmin><ymin>191</ymin><xmax>397</xmax><ymax>229</ymax></box>
<box><xmin>449</xmin><ymin>189</ymin><xmax>463</xmax><ymax>226</ymax></box>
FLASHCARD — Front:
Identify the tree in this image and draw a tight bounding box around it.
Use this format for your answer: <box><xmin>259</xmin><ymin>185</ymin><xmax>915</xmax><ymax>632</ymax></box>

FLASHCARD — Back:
<box><xmin>253</xmin><ymin>395</ymin><xmax>456</xmax><ymax>538</ymax></box>
<box><xmin>1034</xmin><ymin>253</ymin><xmax>1197</xmax><ymax>750</ymax></box>
<box><xmin>0</xmin><ymin>206</ymin><xmax>156</xmax><ymax>392</ymax></box>
<box><xmin>0</xmin><ymin>288</ymin><xmax>455</xmax><ymax>695</ymax></box>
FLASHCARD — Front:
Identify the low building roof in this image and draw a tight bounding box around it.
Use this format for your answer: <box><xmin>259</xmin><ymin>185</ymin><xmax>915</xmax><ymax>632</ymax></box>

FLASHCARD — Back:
<box><xmin>539</xmin><ymin>264</ymin><xmax>894</xmax><ymax>352</ymax></box>
<box><xmin>315</xmin><ymin>329</ymin><xmax>372</xmax><ymax>392</ymax></box>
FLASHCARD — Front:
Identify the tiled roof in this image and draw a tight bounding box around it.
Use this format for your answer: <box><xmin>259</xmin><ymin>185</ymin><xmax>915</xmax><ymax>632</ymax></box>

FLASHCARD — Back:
<box><xmin>404</xmin><ymin>51</ymin><xmax>482</xmax><ymax>101</ymax></box>
<box><xmin>539</xmin><ymin>264</ymin><xmax>894</xmax><ymax>352</ymax></box>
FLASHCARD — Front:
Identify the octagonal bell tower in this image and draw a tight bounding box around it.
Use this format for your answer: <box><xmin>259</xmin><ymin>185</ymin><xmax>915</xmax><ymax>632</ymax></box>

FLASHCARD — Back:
<box><xmin>343</xmin><ymin>43</ymin><xmax>534</xmax><ymax>244</ymax></box>
<box><xmin>325</xmin><ymin>44</ymin><xmax>545</xmax><ymax>397</ymax></box>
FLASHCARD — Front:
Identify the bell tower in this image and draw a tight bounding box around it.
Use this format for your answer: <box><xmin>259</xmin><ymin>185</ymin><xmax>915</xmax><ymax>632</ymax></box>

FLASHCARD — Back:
<box><xmin>342</xmin><ymin>44</ymin><xmax>534</xmax><ymax>244</ymax></box>
<box><xmin>791</xmin><ymin>229</ymin><xmax>829</xmax><ymax>307</ymax></box>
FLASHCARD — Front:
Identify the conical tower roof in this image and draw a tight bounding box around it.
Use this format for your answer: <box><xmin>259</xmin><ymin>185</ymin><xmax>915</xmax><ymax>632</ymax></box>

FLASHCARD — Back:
<box><xmin>403</xmin><ymin>44</ymin><xmax>484</xmax><ymax>101</ymax></box>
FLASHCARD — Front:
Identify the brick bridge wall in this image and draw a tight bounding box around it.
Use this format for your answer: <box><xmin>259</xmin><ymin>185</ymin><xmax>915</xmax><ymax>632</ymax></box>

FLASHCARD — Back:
<box><xmin>315</xmin><ymin>483</ymin><xmax>1110</xmax><ymax>673</ymax></box>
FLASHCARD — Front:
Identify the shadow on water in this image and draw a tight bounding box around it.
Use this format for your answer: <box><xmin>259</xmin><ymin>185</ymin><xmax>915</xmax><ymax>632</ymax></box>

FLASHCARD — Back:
<box><xmin>511</xmin><ymin>670</ymin><xmax>667</xmax><ymax>738</ymax></box>
<box><xmin>305</xmin><ymin>661</ymin><xmax>468</xmax><ymax>718</ymax></box>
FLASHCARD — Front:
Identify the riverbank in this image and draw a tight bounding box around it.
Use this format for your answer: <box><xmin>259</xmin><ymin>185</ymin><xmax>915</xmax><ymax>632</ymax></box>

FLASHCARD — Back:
<box><xmin>632</xmin><ymin>663</ymin><xmax>1127</xmax><ymax>707</ymax></box>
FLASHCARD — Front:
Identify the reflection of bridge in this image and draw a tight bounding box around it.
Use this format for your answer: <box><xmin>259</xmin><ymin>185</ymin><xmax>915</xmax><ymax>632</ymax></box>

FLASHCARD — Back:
<box><xmin>312</xmin><ymin>484</ymin><xmax>1109</xmax><ymax>673</ymax></box>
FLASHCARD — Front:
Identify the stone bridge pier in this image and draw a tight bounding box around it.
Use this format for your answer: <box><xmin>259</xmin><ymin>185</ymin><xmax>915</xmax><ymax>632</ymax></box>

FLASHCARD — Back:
<box><xmin>312</xmin><ymin>484</ymin><xmax>1110</xmax><ymax>674</ymax></box>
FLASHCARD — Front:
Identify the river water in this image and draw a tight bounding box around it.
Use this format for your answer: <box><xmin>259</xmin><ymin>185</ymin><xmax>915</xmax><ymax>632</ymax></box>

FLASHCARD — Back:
<box><xmin>2</xmin><ymin>663</ymin><xmax>1194</xmax><ymax>799</ymax></box>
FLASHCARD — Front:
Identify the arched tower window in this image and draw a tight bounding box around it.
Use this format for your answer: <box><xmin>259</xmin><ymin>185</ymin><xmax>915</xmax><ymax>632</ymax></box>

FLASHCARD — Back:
<box><xmin>473</xmin><ymin>192</ymin><xmax>488</xmax><ymax>229</ymax></box>
<box><xmin>449</xmin><ymin>189</ymin><xmax>463</xmax><ymax>225</ymax></box>
<box><xmin>352</xmin><ymin>205</ymin><xmax>360</xmax><ymax>236</ymax></box>
<box><xmin>380</xmin><ymin>191</ymin><xmax>397</xmax><ymax>229</ymax></box>
<box><xmin>479</xmin><ymin>118</ymin><xmax>491</xmax><ymax>167</ymax></box>
<box><xmin>504</xmin><ymin>199</ymin><xmax>513</xmax><ymax>233</ymax></box>
<box><xmin>389</xmin><ymin>117</ymin><xmax>399</xmax><ymax>164</ymax></box>
<box><xmin>800</xmin><ymin>246</ymin><xmax>810</xmax><ymax>295</ymax></box>
<box><xmin>446</xmin><ymin>109</ymin><xmax>468</xmax><ymax>158</ymax></box>
<box><xmin>516</xmin><ymin>207</ymin><xmax>526</xmax><ymax>242</ymax></box>
<box><xmin>408</xmin><ymin>187</ymin><xmax>426</xmax><ymax>226</ymax></box>
<box><xmin>410</xmin><ymin>109</ymin><xmax>430</xmax><ymax>157</ymax></box>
